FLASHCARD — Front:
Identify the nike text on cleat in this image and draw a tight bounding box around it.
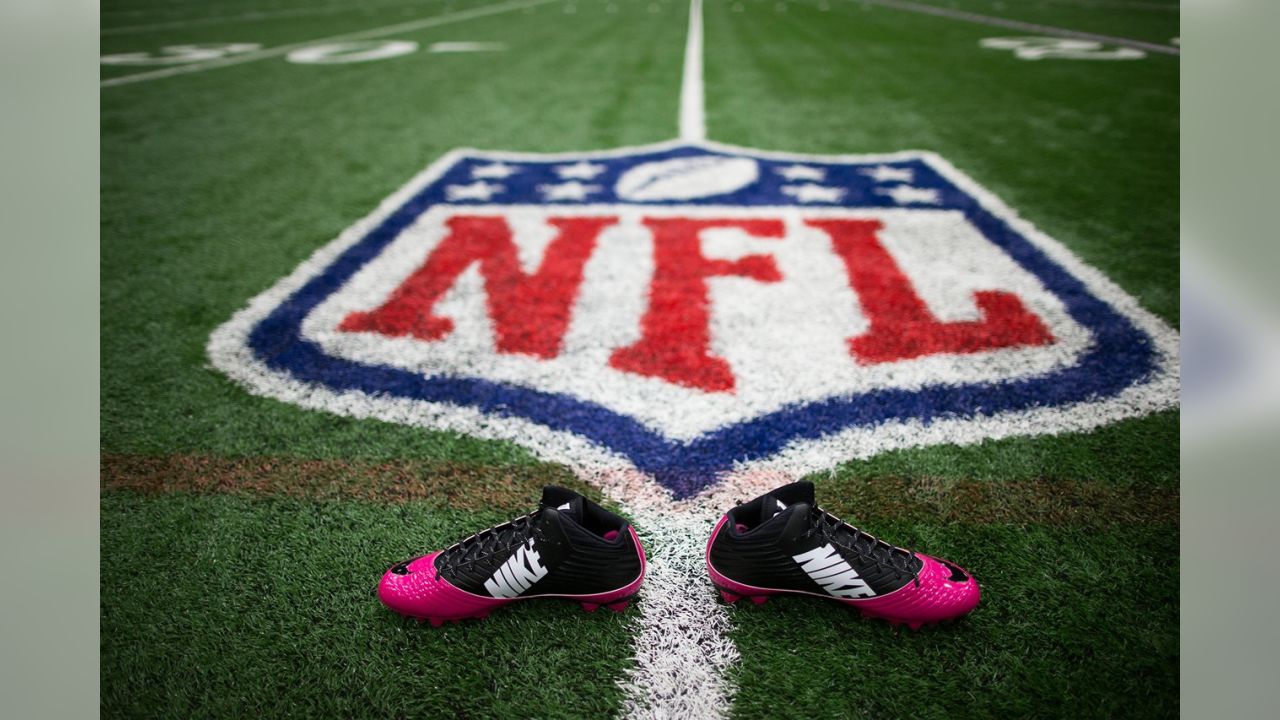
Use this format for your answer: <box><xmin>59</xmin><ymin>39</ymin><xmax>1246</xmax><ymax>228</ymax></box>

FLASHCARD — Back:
<box><xmin>705</xmin><ymin>481</ymin><xmax>980</xmax><ymax>629</ymax></box>
<box><xmin>378</xmin><ymin>487</ymin><xmax>646</xmax><ymax>625</ymax></box>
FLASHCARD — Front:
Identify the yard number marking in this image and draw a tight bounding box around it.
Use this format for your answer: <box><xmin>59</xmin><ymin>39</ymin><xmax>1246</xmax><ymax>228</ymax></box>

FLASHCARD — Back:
<box><xmin>980</xmin><ymin>36</ymin><xmax>1146</xmax><ymax>61</ymax></box>
<box><xmin>100</xmin><ymin>43</ymin><xmax>260</xmax><ymax>66</ymax></box>
<box><xmin>286</xmin><ymin>41</ymin><xmax>419</xmax><ymax>65</ymax></box>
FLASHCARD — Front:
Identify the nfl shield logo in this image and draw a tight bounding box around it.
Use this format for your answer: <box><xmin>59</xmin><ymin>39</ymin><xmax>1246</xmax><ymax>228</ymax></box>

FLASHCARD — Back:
<box><xmin>210</xmin><ymin>141</ymin><xmax>1178</xmax><ymax>499</ymax></box>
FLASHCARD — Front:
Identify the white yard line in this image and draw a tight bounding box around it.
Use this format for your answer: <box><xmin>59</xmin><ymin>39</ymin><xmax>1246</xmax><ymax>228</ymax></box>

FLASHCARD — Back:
<box><xmin>858</xmin><ymin>0</ymin><xmax>1180</xmax><ymax>56</ymax></box>
<box><xmin>612</xmin><ymin>7</ymin><xmax>732</xmax><ymax>716</ymax></box>
<box><xmin>1043</xmin><ymin>0</ymin><xmax>1178</xmax><ymax>12</ymax></box>
<box><xmin>101</xmin><ymin>0</ymin><xmax>444</xmax><ymax>36</ymax></box>
<box><xmin>100</xmin><ymin>0</ymin><xmax>559</xmax><ymax>89</ymax></box>
<box><xmin>679</xmin><ymin>0</ymin><xmax>707</xmax><ymax>142</ymax></box>
<box><xmin>616</xmin><ymin>505</ymin><xmax>738</xmax><ymax>720</ymax></box>
<box><xmin>611</xmin><ymin>2</ymin><xmax>734</xmax><ymax>714</ymax></box>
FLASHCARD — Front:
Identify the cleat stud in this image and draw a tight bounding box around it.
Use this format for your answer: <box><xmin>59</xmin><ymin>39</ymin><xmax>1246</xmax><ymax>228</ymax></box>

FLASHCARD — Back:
<box><xmin>581</xmin><ymin>602</ymin><xmax>600</xmax><ymax>613</ymax></box>
<box><xmin>428</xmin><ymin>618</ymin><xmax>445</xmax><ymax>627</ymax></box>
<box><xmin>908</xmin><ymin>621</ymin><xmax>923</xmax><ymax>631</ymax></box>
<box><xmin>749</xmin><ymin>595</ymin><xmax>768</xmax><ymax>605</ymax></box>
<box><xmin>606</xmin><ymin>601</ymin><xmax>629</xmax><ymax>612</ymax></box>
<box><xmin>719</xmin><ymin>590</ymin><xmax>742</xmax><ymax>604</ymax></box>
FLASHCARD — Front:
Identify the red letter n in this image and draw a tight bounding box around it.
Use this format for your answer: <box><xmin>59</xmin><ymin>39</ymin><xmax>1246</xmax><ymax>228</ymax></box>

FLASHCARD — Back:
<box><xmin>339</xmin><ymin>215</ymin><xmax>616</xmax><ymax>358</ymax></box>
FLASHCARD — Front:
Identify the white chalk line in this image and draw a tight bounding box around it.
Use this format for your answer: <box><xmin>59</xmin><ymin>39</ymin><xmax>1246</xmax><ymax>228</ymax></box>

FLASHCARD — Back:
<box><xmin>101</xmin><ymin>0</ymin><xmax>559</xmax><ymax>88</ymax></box>
<box><xmin>679</xmin><ymin>0</ymin><xmax>706</xmax><ymax>142</ymax></box>
<box><xmin>1041</xmin><ymin>0</ymin><xmax>1178</xmax><ymax>12</ymax></box>
<box><xmin>614</xmin><ymin>2</ymin><xmax>734</xmax><ymax>715</ymax></box>
<box><xmin>101</xmin><ymin>0</ymin><xmax>445</xmax><ymax>36</ymax></box>
<box><xmin>615</xmin><ymin>506</ymin><xmax>737</xmax><ymax>720</ymax></box>
<box><xmin>854</xmin><ymin>0</ymin><xmax>1179</xmax><ymax>56</ymax></box>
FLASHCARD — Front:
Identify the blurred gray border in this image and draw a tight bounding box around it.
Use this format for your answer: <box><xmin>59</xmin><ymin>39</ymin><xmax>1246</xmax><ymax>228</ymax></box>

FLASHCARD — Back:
<box><xmin>1182</xmin><ymin>2</ymin><xmax>1280</xmax><ymax>717</ymax></box>
<box><xmin>0</xmin><ymin>1</ymin><xmax>100</xmax><ymax>717</ymax></box>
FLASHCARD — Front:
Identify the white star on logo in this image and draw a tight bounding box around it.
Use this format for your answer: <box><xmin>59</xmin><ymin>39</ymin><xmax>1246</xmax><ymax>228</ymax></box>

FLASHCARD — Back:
<box><xmin>471</xmin><ymin>162</ymin><xmax>518</xmax><ymax>180</ymax></box>
<box><xmin>538</xmin><ymin>181</ymin><xmax>602</xmax><ymax>201</ymax></box>
<box><xmin>554</xmin><ymin>161</ymin><xmax>606</xmax><ymax>180</ymax></box>
<box><xmin>446</xmin><ymin>181</ymin><xmax>504</xmax><ymax>201</ymax></box>
<box><xmin>876</xmin><ymin>185</ymin><xmax>940</xmax><ymax>205</ymax></box>
<box><xmin>781</xmin><ymin>184</ymin><xmax>846</xmax><ymax>203</ymax></box>
<box><xmin>775</xmin><ymin>164</ymin><xmax>826</xmax><ymax>182</ymax></box>
<box><xmin>860</xmin><ymin>165</ymin><xmax>915</xmax><ymax>184</ymax></box>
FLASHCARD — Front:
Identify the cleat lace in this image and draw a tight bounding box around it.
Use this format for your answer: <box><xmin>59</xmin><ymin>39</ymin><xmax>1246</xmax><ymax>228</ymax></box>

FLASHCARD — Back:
<box><xmin>435</xmin><ymin>511</ymin><xmax>543</xmax><ymax>578</ymax></box>
<box><xmin>804</xmin><ymin>506</ymin><xmax>921</xmax><ymax>582</ymax></box>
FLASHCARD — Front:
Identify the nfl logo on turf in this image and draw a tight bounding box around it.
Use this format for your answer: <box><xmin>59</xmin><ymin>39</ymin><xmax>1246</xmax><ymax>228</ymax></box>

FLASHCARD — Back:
<box><xmin>210</xmin><ymin>142</ymin><xmax>1177</xmax><ymax>499</ymax></box>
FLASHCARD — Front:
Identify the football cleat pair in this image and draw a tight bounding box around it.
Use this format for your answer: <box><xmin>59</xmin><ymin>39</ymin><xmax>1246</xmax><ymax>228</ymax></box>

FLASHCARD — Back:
<box><xmin>378</xmin><ymin>481</ymin><xmax>979</xmax><ymax>629</ymax></box>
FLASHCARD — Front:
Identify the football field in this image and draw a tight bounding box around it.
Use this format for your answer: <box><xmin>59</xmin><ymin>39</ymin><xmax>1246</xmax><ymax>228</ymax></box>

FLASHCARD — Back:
<box><xmin>100</xmin><ymin>0</ymin><xmax>1180</xmax><ymax>717</ymax></box>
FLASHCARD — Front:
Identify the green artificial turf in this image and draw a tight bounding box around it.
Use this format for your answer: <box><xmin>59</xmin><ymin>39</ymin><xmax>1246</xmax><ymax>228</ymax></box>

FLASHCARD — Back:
<box><xmin>101</xmin><ymin>0</ymin><xmax>684</xmax><ymax>459</ymax></box>
<box><xmin>101</xmin><ymin>490</ymin><xmax>1177</xmax><ymax>718</ymax></box>
<box><xmin>101</xmin><ymin>0</ymin><xmax>1180</xmax><ymax>717</ymax></box>
<box><xmin>900</xmin><ymin>0</ymin><xmax>1180</xmax><ymax>46</ymax></box>
<box><xmin>100</xmin><ymin>491</ymin><xmax>635</xmax><ymax>719</ymax></box>
<box><xmin>706</xmin><ymin>0</ymin><xmax>1179</xmax><ymax>324</ymax></box>
<box><xmin>727</xmin><ymin>521</ymin><xmax>1178</xmax><ymax>720</ymax></box>
<box><xmin>815</xmin><ymin>411</ymin><xmax>1180</xmax><ymax>490</ymax></box>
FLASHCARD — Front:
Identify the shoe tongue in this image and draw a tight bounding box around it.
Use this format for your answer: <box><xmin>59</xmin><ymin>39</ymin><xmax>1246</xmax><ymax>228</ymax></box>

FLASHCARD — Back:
<box><xmin>763</xmin><ymin>481</ymin><xmax>815</xmax><ymax>521</ymax></box>
<box><xmin>761</xmin><ymin>495</ymin><xmax>792</xmax><ymax>522</ymax></box>
<box><xmin>540</xmin><ymin>486</ymin><xmax>584</xmax><ymax>523</ymax></box>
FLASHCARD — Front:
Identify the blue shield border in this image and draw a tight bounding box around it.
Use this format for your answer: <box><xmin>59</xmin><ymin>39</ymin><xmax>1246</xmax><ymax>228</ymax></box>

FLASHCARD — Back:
<box><xmin>210</xmin><ymin>141</ymin><xmax>1179</xmax><ymax>499</ymax></box>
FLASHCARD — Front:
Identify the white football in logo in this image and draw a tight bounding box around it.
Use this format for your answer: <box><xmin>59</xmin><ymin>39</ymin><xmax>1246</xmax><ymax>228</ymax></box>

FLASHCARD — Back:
<box><xmin>615</xmin><ymin>156</ymin><xmax>759</xmax><ymax>201</ymax></box>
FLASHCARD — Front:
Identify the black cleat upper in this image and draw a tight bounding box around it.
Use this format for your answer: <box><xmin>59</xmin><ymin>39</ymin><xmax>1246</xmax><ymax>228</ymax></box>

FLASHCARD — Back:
<box><xmin>432</xmin><ymin>486</ymin><xmax>643</xmax><ymax>597</ymax></box>
<box><xmin>709</xmin><ymin>481</ymin><xmax>922</xmax><ymax>597</ymax></box>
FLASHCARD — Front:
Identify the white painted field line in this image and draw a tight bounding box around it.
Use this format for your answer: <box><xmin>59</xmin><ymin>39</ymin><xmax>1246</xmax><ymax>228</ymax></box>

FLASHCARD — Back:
<box><xmin>857</xmin><ymin>0</ymin><xmax>1180</xmax><ymax>56</ymax></box>
<box><xmin>101</xmin><ymin>0</ymin><xmax>559</xmax><ymax>89</ymax></box>
<box><xmin>679</xmin><ymin>0</ymin><xmax>706</xmax><ymax>142</ymax></box>
<box><xmin>618</xmin><ymin>507</ymin><xmax>737</xmax><ymax>719</ymax></box>
<box><xmin>101</xmin><ymin>0</ymin><xmax>442</xmax><ymax>36</ymax></box>
<box><xmin>1044</xmin><ymin>0</ymin><xmax>1178</xmax><ymax>12</ymax></box>
<box><xmin>610</xmin><ymin>6</ymin><xmax>731</xmax><ymax>714</ymax></box>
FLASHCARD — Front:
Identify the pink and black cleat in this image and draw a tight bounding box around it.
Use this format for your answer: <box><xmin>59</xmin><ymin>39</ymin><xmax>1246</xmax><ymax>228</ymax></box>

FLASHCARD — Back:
<box><xmin>378</xmin><ymin>486</ymin><xmax>645</xmax><ymax>626</ymax></box>
<box><xmin>706</xmin><ymin>481</ymin><xmax>979</xmax><ymax>630</ymax></box>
